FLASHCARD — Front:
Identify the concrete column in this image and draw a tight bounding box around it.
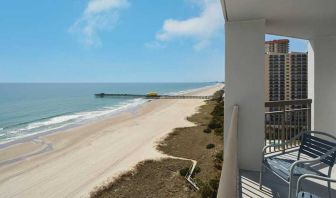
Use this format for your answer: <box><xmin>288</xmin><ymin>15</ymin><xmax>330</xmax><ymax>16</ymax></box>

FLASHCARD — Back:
<box><xmin>308</xmin><ymin>41</ymin><xmax>315</xmax><ymax>130</ymax></box>
<box><xmin>224</xmin><ymin>19</ymin><xmax>265</xmax><ymax>171</ymax></box>
<box><xmin>309</xmin><ymin>36</ymin><xmax>336</xmax><ymax>135</ymax></box>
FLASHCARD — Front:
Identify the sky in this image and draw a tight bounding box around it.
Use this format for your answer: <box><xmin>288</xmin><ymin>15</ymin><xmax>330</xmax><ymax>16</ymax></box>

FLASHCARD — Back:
<box><xmin>0</xmin><ymin>0</ymin><xmax>307</xmax><ymax>83</ymax></box>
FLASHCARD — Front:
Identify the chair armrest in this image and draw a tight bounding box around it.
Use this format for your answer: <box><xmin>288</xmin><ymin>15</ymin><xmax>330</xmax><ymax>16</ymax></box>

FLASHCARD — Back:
<box><xmin>289</xmin><ymin>146</ymin><xmax>336</xmax><ymax>179</ymax></box>
<box><xmin>296</xmin><ymin>174</ymin><xmax>336</xmax><ymax>196</ymax></box>
<box><xmin>288</xmin><ymin>156</ymin><xmax>332</xmax><ymax>198</ymax></box>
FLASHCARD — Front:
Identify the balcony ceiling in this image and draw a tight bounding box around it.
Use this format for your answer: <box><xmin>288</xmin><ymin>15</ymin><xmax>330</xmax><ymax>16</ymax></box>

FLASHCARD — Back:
<box><xmin>221</xmin><ymin>0</ymin><xmax>336</xmax><ymax>39</ymax></box>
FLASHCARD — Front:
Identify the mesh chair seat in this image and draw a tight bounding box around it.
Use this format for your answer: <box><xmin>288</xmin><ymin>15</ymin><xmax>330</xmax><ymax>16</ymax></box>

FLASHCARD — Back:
<box><xmin>264</xmin><ymin>157</ymin><xmax>327</xmax><ymax>181</ymax></box>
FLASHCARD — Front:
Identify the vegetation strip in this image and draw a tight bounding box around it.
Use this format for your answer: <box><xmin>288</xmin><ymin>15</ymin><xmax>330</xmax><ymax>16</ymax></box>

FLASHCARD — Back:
<box><xmin>91</xmin><ymin>90</ymin><xmax>224</xmax><ymax>198</ymax></box>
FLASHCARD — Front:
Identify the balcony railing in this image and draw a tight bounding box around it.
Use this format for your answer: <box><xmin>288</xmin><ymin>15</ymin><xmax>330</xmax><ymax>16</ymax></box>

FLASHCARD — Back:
<box><xmin>264</xmin><ymin>99</ymin><xmax>312</xmax><ymax>153</ymax></box>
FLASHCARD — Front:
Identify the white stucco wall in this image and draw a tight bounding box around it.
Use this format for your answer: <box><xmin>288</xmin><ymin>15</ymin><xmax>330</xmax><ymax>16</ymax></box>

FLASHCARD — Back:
<box><xmin>309</xmin><ymin>36</ymin><xmax>336</xmax><ymax>135</ymax></box>
<box><xmin>224</xmin><ymin>19</ymin><xmax>265</xmax><ymax>171</ymax></box>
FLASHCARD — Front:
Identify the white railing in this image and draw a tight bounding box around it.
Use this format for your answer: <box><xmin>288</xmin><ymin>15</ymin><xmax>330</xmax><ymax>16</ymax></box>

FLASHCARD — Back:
<box><xmin>185</xmin><ymin>159</ymin><xmax>199</xmax><ymax>190</ymax></box>
<box><xmin>217</xmin><ymin>105</ymin><xmax>239</xmax><ymax>198</ymax></box>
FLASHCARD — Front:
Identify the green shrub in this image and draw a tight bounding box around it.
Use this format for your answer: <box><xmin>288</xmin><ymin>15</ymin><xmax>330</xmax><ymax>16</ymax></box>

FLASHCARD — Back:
<box><xmin>194</xmin><ymin>166</ymin><xmax>201</xmax><ymax>174</ymax></box>
<box><xmin>208</xmin><ymin>121</ymin><xmax>222</xmax><ymax>129</ymax></box>
<box><xmin>215</xmin><ymin>151</ymin><xmax>223</xmax><ymax>162</ymax></box>
<box><xmin>212</xmin><ymin>90</ymin><xmax>224</xmax><ymax>102</ymax></box>
<box><xmin>214</xmin><ymin>163</ymin><xmax>222</xmax><ymax>170</ymax></box>
<box><xmin>206</xmin><ymin>144</ymin><xmax>215</xmax><ymax>149</ymax></box>
<box><xmin>195</xmin><ymin>178</ymin><xmax>204</xmax><ymax>187</ymax></box>
<box><xmin>200</xmin><ymin>183</ymin><xmax>215</xmax><ymax>198</ymax></box>
<box><xmin>199</xmin><ymin>178</ymin><xmax>220</xmax><ymax>198</ymax></box>
<box><xmin>214</xmin><ymin>128</ymin><xmax>223</xmax><ymax>135</ymax></box>
<box><xmin>211</xmin><ymin>104</ymin><xmax>224</xmax><ymax>117</ymax></box>
<box><xmin>179</xmin><ymin>167</ymin><xmax>189</xmax><ymax>177</ymax></box>
<box><xmin>211</xmin><ymin>116</ymin><xmax>223</xmax><ymax>124</ymax></box>
<box><xmin>203</xmin><ymin>128</ymin><xmax>211</xmax><ymax>133</ymax></box>
<box><xmin>209</xmin><ymin>179</ymin><xmax>220</xmax><ymax>191</ymax></box>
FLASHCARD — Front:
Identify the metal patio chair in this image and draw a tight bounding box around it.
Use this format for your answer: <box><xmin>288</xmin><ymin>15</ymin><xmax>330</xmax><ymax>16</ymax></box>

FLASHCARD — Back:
<box><xmin>259</xmin><ymin>131</ymin><xmax>336</xmax><ymax>198</ymax></box>
<box><xmin>296</xmin><ymin>174</ymin><xmax>336</xmax><ymax>198</ymax></box>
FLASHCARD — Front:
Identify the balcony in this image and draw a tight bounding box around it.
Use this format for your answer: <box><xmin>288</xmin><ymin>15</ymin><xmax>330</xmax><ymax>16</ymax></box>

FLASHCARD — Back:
<box><xmin>219</xmin><ymin>0</ymin><xmax>336</xmax><ymax>197</ymax></box>
<box><xmin>239</xmin><ymin>151</ymin><xmax>336</xmax><ymax>198</ymax></box>
<box><xmin>219</xmin><ymin>100</ymin><xmax>336</xmax><ymax>198</ymax></box>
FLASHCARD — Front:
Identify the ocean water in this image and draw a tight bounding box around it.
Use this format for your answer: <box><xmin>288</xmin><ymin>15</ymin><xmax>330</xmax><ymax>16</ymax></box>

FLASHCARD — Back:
<box><xmin>0</xmin><ymin>83</ymin><xmax>216</xmax><ymax>144</ymax></box>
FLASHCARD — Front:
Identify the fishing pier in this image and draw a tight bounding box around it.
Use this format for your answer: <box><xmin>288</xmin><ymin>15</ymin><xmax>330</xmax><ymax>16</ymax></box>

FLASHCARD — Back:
<box><xmin>94</xmin><ymin>93</ymin><xmax>213</xmax><ymax>100</ymax></box>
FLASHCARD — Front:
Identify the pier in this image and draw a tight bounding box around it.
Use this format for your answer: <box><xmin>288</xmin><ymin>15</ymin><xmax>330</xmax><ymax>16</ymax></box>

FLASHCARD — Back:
<box><xmin>94</xmin><ymin>93</ymin><xmax>212</xmax><ymax>100</ymax></box>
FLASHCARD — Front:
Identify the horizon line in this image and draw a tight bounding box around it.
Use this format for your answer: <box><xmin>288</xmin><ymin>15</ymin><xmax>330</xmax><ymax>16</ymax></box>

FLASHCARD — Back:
<box><xmin>0</xmin><ymin>81</ymin><xmax>224</xmax><ymax>84</ymax></box>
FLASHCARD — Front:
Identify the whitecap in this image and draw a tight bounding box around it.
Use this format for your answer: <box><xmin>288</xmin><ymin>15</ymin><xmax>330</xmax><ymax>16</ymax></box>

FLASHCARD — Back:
<box><xmin>25</xmin><ymin>114</ymin><xmax>82</xmax><ymax>130</ymax></box>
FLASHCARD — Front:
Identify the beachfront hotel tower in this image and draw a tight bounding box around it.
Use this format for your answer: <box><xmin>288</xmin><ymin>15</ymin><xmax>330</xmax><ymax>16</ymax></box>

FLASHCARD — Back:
<box><xmin>265</xmin><ymin>40</ymin><xmax>308</xmax><ymax>101</ymax></box>
<box><xmin>265</xmin><ymin>39</ymin><xmax>289</xmax><ymax>54</ymax></box>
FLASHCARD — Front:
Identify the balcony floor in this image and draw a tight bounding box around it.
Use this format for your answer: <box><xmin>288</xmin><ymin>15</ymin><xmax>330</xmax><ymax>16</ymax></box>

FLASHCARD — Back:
<box><xmin>239</xmin><ymin>151</ymin><xmax>336</xmax><ymax>198</ymax></box>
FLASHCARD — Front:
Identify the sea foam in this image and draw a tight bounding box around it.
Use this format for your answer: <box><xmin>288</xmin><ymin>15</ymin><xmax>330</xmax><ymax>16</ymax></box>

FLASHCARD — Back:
<box><xmin>0</xmin><ymin>98</ymin><xmax>148</xmax><ymax>144</ymax></box>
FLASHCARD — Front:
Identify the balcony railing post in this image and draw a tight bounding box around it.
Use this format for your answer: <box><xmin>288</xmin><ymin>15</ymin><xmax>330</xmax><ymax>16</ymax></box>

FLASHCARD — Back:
<box><xmin>308</xmin><ymin>102</ymin><xmax>311</xmax><ymax>131</ymax></box>
<box><xmin>281</xmin><ymin>105</ymin><xmax>286</xmax><ymax>152</ymax></box>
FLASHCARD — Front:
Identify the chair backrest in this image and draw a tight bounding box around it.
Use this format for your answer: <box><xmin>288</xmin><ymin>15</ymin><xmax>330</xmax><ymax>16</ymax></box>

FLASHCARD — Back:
<box><xmin>299</xmin><ymin>134</ymin><xmax>336</xmax><ymax>167</ymax></box>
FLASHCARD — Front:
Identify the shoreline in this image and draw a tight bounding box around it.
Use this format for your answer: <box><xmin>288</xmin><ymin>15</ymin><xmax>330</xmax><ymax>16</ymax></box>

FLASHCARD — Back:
<box><xmin>0</xmin><ymin>83</ymin><xmax>219</xmax><ymax>149</ymax></box>
<box><xmin>0</xmin><ymin>101</ymin><xmax>147</xmax><ymax>150</ymax></box>
<box><xmin>0</xmin><ymin>84</ymin><xmax>223</xmax><ymax>198</ymax></box>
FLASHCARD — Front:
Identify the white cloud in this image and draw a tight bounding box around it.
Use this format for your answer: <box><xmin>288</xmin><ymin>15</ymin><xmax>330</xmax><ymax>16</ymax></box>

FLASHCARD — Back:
<box><xmin>144</xmin><ymin>41</ymin><xmax>166</xmax><ymax>49</ymax></box>
<box><xmin>155</xmin><ymin>0</ymin><xmax>223</xmax><ymax>50</ymax></box>
<box><xmin>69</xmin><ymin>0</ymin><xmax>129</xmax><ymax>47</ymax></box>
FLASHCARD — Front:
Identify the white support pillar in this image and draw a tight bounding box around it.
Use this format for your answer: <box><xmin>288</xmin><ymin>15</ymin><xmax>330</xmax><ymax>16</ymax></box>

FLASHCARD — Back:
<box><xmin>224</xmin><ymin>19</ymin><xmax>265</xmax><ymax>171</ymax></box>
<box><xmin>308</xmin><ymin>41</ymin><xmax>315</xmax><ymax>130</ymax></box>
<box><xmin>309</xmin><ymin>36</ymin><xmax>336</xmax><ymax>135</ymax></box>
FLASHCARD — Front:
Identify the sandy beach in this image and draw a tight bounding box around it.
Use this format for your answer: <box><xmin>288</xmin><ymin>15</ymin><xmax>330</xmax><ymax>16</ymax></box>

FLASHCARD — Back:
<box><xmin>0</xmin><ymin>84</ymin><xmax>223</xmax><ymax>198</ymax></box>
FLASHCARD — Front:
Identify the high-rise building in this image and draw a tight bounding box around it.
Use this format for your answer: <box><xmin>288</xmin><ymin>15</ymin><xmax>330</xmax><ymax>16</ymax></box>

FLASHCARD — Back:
<box><xmin>265</xmin><ymin>40</ymin><xmax>307</xmax><ymax>101</ymax></box>
<box><xmin>265</xmin><ymin>39</ymin><xmax>289</xmax><ymax>53</ymax></box>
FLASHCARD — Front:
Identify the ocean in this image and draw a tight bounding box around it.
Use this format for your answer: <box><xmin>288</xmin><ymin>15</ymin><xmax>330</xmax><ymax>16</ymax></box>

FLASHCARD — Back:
<box><xmin>0</xmin><ymin>82</ymin><xmax>216</xmax><ymax>144</ymax></box>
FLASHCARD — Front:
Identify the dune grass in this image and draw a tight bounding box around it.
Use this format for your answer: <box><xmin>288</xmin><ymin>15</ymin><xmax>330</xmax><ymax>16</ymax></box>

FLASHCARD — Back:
<box><xmin>91</xmin><ymin>90</ymin><xmax>224</xmax><ymax>198</ymax></box>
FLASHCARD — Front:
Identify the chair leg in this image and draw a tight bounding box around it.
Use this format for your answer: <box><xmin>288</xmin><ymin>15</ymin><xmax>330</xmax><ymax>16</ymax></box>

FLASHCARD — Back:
<box><xmin>288</xmin><ymin>179</ymin><xmax>293</xmax><ymax>198</ymax></box>
<box><xmin>328</xmin><ymin>180</ymin><xmax>331</xmax><ymax>198</ymax></box>
<box><xmin>259</xmin><ymin>166</ymin><xmax>263</xmax><ymax>190</ymax></box>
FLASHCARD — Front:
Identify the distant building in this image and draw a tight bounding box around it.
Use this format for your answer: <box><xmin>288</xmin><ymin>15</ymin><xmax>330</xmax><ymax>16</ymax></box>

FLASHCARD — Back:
<box><xmin>265</xmin><ymin>39</ymin><xmax>308</xmax><ymax>101</ymax></box>
<box><xmin>265</xmin><ymin>39</ymin><xmax>289</xmax><ymax>53</ymax></box>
